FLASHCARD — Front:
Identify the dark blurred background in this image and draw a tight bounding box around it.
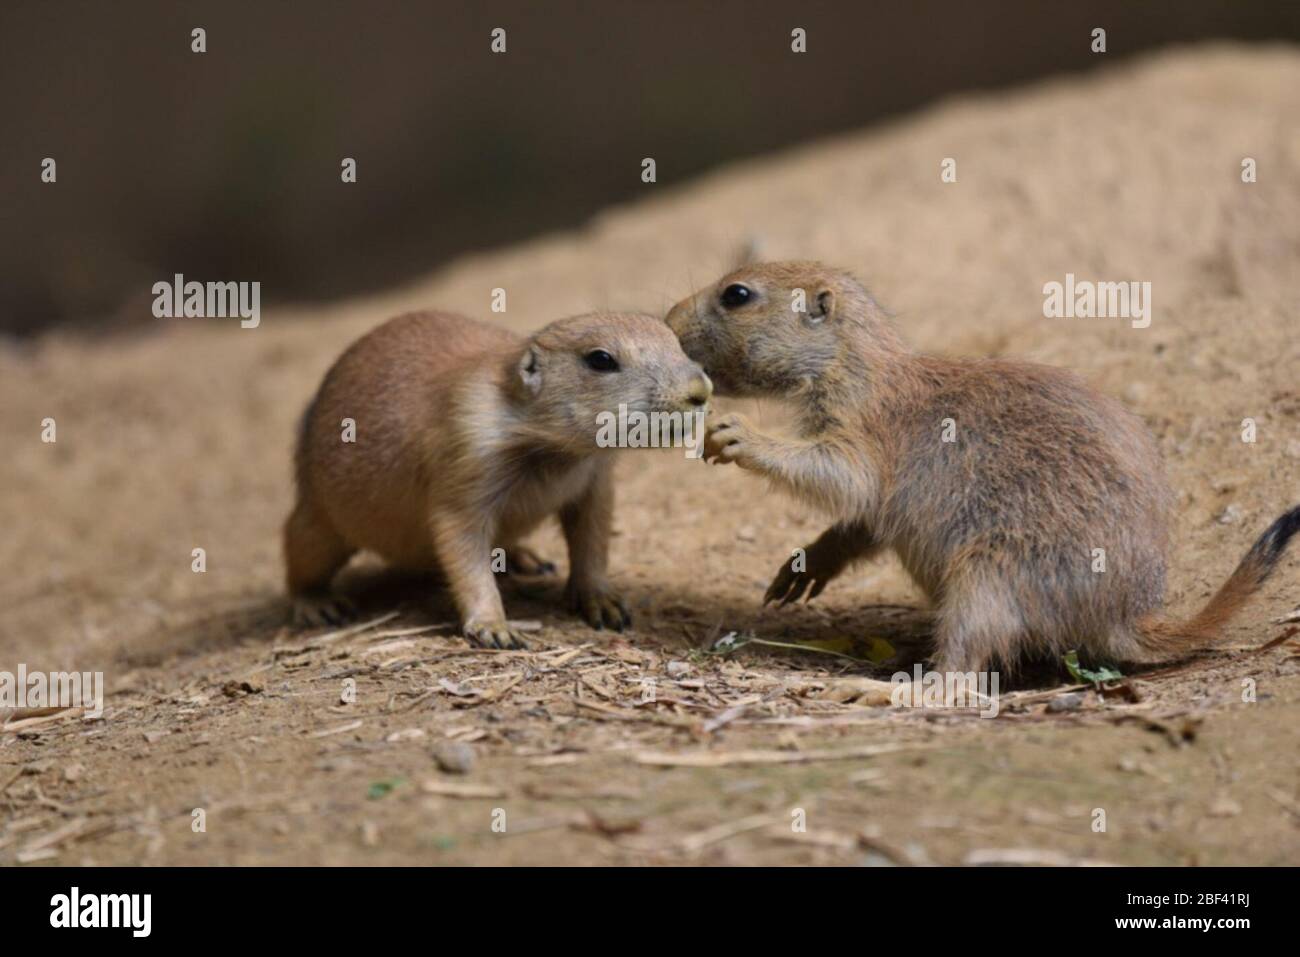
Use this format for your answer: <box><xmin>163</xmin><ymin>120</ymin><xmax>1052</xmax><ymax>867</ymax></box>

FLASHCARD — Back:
<box><xmin>3</xmin><ymin>0</ymin><xmax>1298</xmax><ymax>335</ymax></box>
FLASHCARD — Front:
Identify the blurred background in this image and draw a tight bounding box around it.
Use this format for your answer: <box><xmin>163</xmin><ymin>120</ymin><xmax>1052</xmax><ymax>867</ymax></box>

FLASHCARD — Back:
<box><xmin>3</xmin><ymin>0</ymin><xmax>1298</xmax><ymax>335</ymax></box>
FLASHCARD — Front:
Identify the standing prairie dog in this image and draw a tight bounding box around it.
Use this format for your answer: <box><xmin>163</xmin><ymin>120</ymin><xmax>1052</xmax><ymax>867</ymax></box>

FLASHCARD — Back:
<box><xmin>666</xmin><ymin>261</ymin><xmax>1299</xmax><ymax>674</ymax></box>
<box><xmin>286</xmin><ymin>309</ymin><xmax>712</xmax><ymax>648</ymax></box>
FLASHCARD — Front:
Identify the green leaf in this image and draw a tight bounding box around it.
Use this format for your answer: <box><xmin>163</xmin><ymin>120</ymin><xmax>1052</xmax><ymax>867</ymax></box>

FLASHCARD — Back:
<box><xmin>707</xmin><ymin>631</ymin><xmax>750</xmax><ymax>655</ymax></box>
<box><xmin>1063</xmin><ymin>650</ymin><xmax>1123</xmax><ymax>684</ymax></box>
<box><xmin>367</xmin><ymin>778</ymin><xmax>405</xmax><ymax>800</ymax></box>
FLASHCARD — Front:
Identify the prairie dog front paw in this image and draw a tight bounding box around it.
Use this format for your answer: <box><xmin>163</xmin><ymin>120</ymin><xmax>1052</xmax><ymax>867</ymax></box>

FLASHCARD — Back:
<box><xmin>463</xmin><ymin>619</ymin><xmax>529</xmax><ymax>650</ymax></box>
<box><xmin>566</xmin><ymin>581</ymin><xmax>631</xmax><ymax>631</ymax></box>
<box><xmin>703</xmin><ymin>413</ymin><xmax>764</xmax><ymax>467</ymax></box>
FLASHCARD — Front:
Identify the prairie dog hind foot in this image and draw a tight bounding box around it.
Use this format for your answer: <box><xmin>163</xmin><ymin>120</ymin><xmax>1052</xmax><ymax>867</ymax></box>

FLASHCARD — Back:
<box><xmin>291</xmin><ymin>594</ymin><xmax>358</xmax><ymax>629</ymax></box>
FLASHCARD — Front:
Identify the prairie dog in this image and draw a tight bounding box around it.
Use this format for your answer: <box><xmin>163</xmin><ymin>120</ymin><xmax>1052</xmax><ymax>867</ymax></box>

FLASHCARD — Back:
<box><xmin>286</xmin><ymin>309</ymin><xmax>712</xmax><ymax>648</ymax></box>
<box><xmin>666</xmin><ymin>261</ymin><xmax>1299</xmax><ymax>674</ymax></box>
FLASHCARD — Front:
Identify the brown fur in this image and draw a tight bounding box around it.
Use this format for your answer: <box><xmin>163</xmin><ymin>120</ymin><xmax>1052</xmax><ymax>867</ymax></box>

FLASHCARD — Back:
<box><xmin>666</xmin><ymin>261</ymin><xmax>1299</xmax><ymax>674</ymax></box>
<box><xmin>286</xmin><ymin>309</ymin><xmax>711</xmax><ymax>648</ymax></box>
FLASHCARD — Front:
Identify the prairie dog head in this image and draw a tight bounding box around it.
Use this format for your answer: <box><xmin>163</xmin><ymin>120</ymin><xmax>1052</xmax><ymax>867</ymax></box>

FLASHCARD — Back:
<box><xmin>511</xmin><ymin>311</ymin><xmax>712</xmax><ymax>446</ymax></box>
<box><xmin>665</xmin><ymin>261</ymin><xmax>901</xmax><ymax>398</ymax></box>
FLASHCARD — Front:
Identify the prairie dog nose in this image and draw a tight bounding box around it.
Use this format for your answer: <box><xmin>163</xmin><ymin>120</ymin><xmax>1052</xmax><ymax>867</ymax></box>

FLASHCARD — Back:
<box><xmin>687</xmin><ymin>371</ymin><xmax>713</xmax><ymax>406</ymax></box>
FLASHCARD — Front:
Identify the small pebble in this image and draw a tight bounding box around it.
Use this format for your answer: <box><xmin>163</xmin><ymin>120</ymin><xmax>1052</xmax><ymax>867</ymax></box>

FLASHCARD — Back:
<box><xmin>360</xmin><ymin>820</ymin><xmax>381</xmax><ymax>847</ymax></box>
<box><xmin>386</xmin><ymin>728</ymin><xmax>427</xmax><ymax>743</ymax></box>
<box><xmin>1208</xmin><ymin>796</ymin><xmax>1242</xmax><ymax>818</ymax></box>
<box><xmin>1046</xmin><ymin>692</ymin><xmax>1085</xmax><ymax>713</ymax></box>
<box><xmin>1217</xmin><ymin>503</ymin><xmax>1243</xmax><ymax>525</ymax></box>
<box><xmin>432</xmin><ymin>741</ymin><xmax>476</xmax><ymax>774</ymax></box>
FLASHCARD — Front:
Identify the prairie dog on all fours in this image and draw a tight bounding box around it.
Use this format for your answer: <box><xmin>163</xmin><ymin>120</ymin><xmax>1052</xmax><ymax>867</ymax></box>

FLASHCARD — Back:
<box><xmin>285</xmin><ymin>309</ymin><xmax>712</xmax><ymax>648</ymax></box>
<box><xmin>666</xmin><ymin>261</ymin><xmax>1300</xmax><ymax>674</ymax></box>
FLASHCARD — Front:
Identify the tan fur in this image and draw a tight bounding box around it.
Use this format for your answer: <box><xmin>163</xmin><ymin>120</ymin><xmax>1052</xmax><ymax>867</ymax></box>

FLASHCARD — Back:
<box><xmin>667</xmin><ymin>261</ymin><xmax>1299</xmax><ymax>674</ymax></box>
<box><xmin>286</xmin><ymin>309</ymin><xmax>711</xmax><ymax>647</ymax></box>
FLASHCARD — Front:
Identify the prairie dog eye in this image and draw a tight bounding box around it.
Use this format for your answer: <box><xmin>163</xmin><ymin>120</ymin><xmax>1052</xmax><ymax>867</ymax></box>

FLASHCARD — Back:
<box><xmin>720</xmin><ymin>283</ymin><xmax>753</xmax><ymax>309</ymax></box>
<box><xmin>584</xmin><ymin>349</ymin><xmax>620</xmax><ymax>372</ymax></box>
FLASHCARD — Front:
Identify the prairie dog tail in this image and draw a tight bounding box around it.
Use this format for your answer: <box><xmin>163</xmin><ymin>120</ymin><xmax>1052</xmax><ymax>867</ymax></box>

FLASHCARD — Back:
<box><xmin>1135</xmin><ymin>504</ymin><xmax>1300</xmax><ymax>660</ymax></box>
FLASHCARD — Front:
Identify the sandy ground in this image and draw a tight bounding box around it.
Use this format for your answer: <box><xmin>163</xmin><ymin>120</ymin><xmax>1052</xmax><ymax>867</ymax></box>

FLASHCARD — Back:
<box><xmin>2</xmin><ymin>44</ymin><xmax>1298</xmax><ymax>865</ymax></box>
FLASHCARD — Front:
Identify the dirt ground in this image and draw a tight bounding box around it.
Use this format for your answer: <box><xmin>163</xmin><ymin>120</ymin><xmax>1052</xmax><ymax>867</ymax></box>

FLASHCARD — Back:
<box><xmin>2</xmin><ymin>44</ymin><xmax>1298</xmax><ymax>866</ymax></box>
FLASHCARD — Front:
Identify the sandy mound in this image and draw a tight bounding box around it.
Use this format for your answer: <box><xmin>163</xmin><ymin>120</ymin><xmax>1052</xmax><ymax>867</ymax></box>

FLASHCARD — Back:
<box><xmin>1</xmin><ymin>45</ymin><xmax>1297</xmax><ymax>865</ymax></box>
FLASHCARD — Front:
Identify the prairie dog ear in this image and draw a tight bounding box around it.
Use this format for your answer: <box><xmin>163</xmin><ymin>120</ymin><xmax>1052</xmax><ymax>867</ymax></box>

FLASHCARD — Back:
<box><xmin>808</xmin><ymin>288</ymin><xmax>836</xmax><ymax>324</ymax></box>
<box><xmin>518</xmin><ymin>344</ymin><xmax>543</xmax><ymax>396</ymax></box>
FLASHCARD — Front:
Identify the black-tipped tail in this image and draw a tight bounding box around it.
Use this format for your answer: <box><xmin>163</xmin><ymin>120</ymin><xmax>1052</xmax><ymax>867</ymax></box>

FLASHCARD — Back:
<box><xmin>1136</xmin><ymin>504</ymin><xmax>1300</xmax><ymax>657</ymax></box>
